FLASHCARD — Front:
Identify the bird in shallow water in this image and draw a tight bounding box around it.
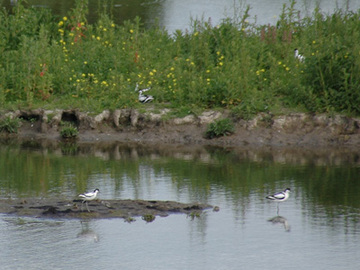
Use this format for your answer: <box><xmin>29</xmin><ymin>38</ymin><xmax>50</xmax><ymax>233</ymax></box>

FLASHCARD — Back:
<box><xmin>79</xmin><ymin>188</ymin><xmax>100</xmax><ymax>212</ymax></box>
<box><xmin>294</xmin><ymin>49</ymin><xmax>305</xmax><ymax>62</ymax></box>
<box><xmin>266</xmin><ymin>188</ymin><xmax>291</xmax><ymax>215</ymax></box>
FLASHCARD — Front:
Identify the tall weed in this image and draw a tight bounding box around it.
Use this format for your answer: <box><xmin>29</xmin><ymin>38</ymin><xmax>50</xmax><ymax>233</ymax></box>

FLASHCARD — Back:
<box><xmin>0</xmin><ymin>0</ymin><xmax>360</xmax><ymax>116</ymax></box>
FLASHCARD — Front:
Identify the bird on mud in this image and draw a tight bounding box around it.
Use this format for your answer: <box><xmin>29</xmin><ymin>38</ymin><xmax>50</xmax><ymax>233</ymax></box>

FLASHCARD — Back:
<box><xmin>266</xmin><ymin>188</ymin><xmax>291</xmax><ymax>215</ymax></box>
<box><xmin>79</xmin><ymin>188</ymin><xmax>100</xmax><ymax>212</ymax></box>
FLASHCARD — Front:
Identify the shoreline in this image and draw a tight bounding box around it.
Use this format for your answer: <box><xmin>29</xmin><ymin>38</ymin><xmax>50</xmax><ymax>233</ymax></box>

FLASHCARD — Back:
<box><xmin>1</xmin><ymin>108</ymin><xmax>360</xmax><ymax>149</ymax></box>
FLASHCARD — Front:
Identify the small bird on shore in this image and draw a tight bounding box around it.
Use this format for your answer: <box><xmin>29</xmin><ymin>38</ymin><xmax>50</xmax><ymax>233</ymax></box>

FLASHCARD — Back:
<box><xmin>266</xmin><ymin>188</ymin><xmax>291</xmax><ymax>215</ymax></box>
<box><xmin>79</xmin><ymin>188</ymin><xmax>100</xmax><ymax>212</ymax></box>
<box><xmin>294</xmin><ymin>49</ymin><xmax>305</xmax><ymax>62</ymax></box>
<box><xmin>135</xmin><ymin>83</ymin><xmax>154</xmax><ymax>103</ymax></box>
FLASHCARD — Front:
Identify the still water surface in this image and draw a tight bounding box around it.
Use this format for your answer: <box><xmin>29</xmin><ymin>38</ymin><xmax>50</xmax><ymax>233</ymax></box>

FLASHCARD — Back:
<box><xmin>0</xmin><ymin>142</ymin><xmax>360</xmax><ymax>269</ymax></box>
<box><xmin>3</xmin><ymin>0</ymin><xmax>360</xmax><ymax>33</ymax></box>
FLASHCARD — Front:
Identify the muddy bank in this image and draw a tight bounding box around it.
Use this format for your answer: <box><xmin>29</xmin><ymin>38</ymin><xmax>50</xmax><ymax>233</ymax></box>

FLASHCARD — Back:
<box><xmin>2</xmin><ymin>108</ymin><xmax>360</xmax><ymax>148</ymax></box>
<box><xmin>0</xmin><ymin>198</ymin><xmax>213</xmax><ymax>221</ymax></box>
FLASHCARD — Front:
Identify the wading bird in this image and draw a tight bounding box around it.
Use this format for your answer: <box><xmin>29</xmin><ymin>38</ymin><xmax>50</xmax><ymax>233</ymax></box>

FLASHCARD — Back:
<box><xmin>79</xmin><ymin>188</ymin><xmax>100</xmax><ymax>212</ymax></box>
<box><xmin>294</xmin><ymin>49</ymin><xmax>305</xmax><ymax>62</ymax></box>
<box><xmin>266</xmin><ymin>188</ymin><xmax>291</xmax><ymax>215</ymax></box>
<box><xmin>135</xmin><ymin>83</ymin><xmax>154</xmax><ymax>103</ymax></box>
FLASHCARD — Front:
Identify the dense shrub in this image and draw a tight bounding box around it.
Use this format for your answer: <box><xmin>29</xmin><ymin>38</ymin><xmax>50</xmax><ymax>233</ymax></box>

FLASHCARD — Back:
<box><xmin>0</xmin><ymin>0</ymin><xmax>360</xmax><ymax>116</ymax></box>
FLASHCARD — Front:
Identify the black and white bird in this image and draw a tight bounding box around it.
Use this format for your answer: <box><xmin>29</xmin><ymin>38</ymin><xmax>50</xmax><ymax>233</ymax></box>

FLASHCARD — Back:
<box><xmin>266</xmin><ymin>188</ymin><xmax>291</xmax><ymax>215</ymax></box>
<box><xmin>294</xmin><ymin>49</ymin><xmax>305</xmax><ymax>62</ymax></box>
<box><xmin>135</xmin><ymin>83</ymin><xmax>154</xmax><ymax>103</ymax></box>
<box><xmin>79</xmin><ymin>188</ymin><xmax>100</xmax><ymax>212</ymax></box>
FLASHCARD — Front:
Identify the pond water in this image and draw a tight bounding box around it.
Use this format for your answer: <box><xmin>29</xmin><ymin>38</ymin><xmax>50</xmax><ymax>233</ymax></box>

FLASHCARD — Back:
<box><xmin>3</xmin><ymin>0</ymin><xmax>360</xmax><ymax>33</ymax></box>
<box><xmin>0</xmin><ymin>141</ymin><xmax>360</xmax><ymax>269</ymax></box>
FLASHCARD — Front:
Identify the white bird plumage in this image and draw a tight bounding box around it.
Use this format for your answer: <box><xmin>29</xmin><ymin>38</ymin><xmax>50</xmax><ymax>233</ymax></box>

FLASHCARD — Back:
<box><xmin>266</xmin><ymin>188</ymin><xmax>291</xmax><ymax>215</ymax></box>
<box><xmin>294</xmin><ymin>49</ymin><xmax>305</xmax><ymax>62</ymax></box>
<box><xmin>135</xmin><ymin>83</ymin><xmax>154</xmax><ymax>103</ymax></box>
<box><xmin>79</xmin><ymin>188</ymin><xmax>99</xmax><ymax>212</ymax></box>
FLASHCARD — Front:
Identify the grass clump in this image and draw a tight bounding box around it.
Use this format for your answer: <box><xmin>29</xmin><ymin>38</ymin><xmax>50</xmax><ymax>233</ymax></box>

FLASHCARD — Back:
<box><xmin>1</xmin><ymin>0</ymin><xmax>360</xmax><ymax>117</ymax></box>
<box><xmin>142</xmin><ymin>214</ymin><xmax>156</xmax><ymax>223</ymax></box>
<box><xmin>60</xmin><ymin>122</ymin><xmax>79</xmax><ymax>138</ymax></box>
<box><xmin>205</xmin><ymin>118</ymin><xmax>235</xmax><ymax>139</ymax></box>
<box><xmin>0</xmin><ymin>117</ymin><xmax>22</xmax><ymax>133</ymax></box>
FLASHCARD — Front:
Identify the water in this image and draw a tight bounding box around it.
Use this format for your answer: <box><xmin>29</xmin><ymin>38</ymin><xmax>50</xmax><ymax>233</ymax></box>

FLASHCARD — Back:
<box><xmin>3</xmin><ymin>0</ymin><xmax>360</xmax><ymax>33</ymax></box>
<box><xmin>0</xmin><ymin>142</ymin><xmax>360</xmax><ymax>269</ymax></box>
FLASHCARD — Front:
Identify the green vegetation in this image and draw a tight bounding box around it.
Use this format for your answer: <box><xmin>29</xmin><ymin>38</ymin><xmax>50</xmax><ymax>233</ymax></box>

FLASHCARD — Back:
<box><xmin>205</xmin><ymin>118</ymin><xmax>235</xmax><ymax>139</ymax></box>
<box><xmin>142</xmin><ymin>214</ymin><xmax>156</xmax><ymax>223</ymax></box>
<box><xmin>60</xmin><ymin>122</ymin><xmax>79</xmax><ymax>138</ymax></box>
<box><xmin>0</xmin><ymin>117</ymin><xmax>22</xmax><ymax>133</ymax></box>
<box><xmin>0</xmin><ymin>0</ymin><xmax>360</xmax><ymax>117</ymax></box>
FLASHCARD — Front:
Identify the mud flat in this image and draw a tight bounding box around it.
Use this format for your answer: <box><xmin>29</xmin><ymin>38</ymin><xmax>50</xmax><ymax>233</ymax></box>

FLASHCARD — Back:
<box><xmin>0</xmin><ymin>198</ymin><xmax>213</xmax><ymax>221</ymax></box>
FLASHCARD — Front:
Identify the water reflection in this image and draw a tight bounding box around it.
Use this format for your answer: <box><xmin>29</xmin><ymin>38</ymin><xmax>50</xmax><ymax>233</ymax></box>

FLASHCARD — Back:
<box><xmin>268</xmin><ymin>216</ymin><xmax>290</xmax><ymax>232</ymax></box>
<box><xmin>1</xmin><ymin>139</ymin><xmax>360</xmax><ymax>233</ymax></box>
<box><xmin>77</xmin><ymin>221</ymin><xmax>99</xmax><ymax>242</ymax></box>
<box><xmin>1</xmin><ymin>141</ymin><xmax>360</xmax><ymax>269</ymax></box>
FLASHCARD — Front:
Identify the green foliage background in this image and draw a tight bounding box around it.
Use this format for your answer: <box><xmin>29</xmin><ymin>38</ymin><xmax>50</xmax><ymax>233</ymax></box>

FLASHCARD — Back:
<box><xmin>1</xmin><ymin>0</ymin><xmax>360</xmax><ymax>117</ymax></box>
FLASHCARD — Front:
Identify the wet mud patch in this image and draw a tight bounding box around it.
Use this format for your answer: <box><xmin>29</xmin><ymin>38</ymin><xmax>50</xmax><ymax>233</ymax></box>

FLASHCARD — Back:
<box><xmin>0</xmin><ymin>198</ymin><xmax>213</xmax><ymax>221</ymax></box>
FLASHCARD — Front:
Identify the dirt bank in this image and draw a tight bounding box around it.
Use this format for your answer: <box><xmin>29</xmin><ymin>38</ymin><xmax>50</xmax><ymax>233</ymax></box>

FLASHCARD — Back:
<box><xmin>1</xmin><ymin>108</ymin><xmax>360</xmax><ymax>148</ymax></box>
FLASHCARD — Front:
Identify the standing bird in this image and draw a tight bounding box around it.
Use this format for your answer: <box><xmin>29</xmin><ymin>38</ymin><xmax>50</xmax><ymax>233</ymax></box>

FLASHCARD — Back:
<box><xmin>79</xmin><ymin>189</ymin><xmax>100</xmax><ymax>212</ymax></box>
<box><xmin>294</xmin><ymin>49</ymin><xmax>305</xmax><ymax>62</ymax></box>
<box><xmin>135</xmin><ymin>83</ymin><xmax>154</xmax><ymax>103</ymax></box>
<box><xmin>266</xmin><ymin>188</ymin><xmax>291</xmax><ymax>215</ymax></box>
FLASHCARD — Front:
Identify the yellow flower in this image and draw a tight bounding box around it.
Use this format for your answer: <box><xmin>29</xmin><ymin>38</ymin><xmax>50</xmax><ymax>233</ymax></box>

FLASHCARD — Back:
<box><xmin>96</xmin><ymin>36</ymin><xmax>101</xmax><ymax>41</ymax></box>
<box><xmin>84</xmin><ymin>61</ymin><xmax>88</xmax><ymax>65</ymax></box>
<box><xmin>286</xmin><ymin>67</ymin><xmax>290</xmax><ymax>71</ymax></box>
<box><xmin>149</xmin><ymin>71</ymin><xmax>154</xmax><ymax>76</ymax></box>
<box><xmin>58</xmin><ymin>21</ymin><xmax>64</xmax><ymax>27</ymax></box>
<box><xmin>129</xmin><ymin>29</ymin><xmax>134</xmax><ymax>34</ymax></box>
<box><xmin>111</xmin><ymin>23</ymin><xmax>115</xmax><ymax>28</ymax></box>
<box><xmin>278</xmin><ymin>61</ymin><xmax>282</xmax><ymax>65</ymax></box>
<box><xmin>63</xmin><ymin>16</ymin><xmax>68</xmax><ymax>21</ymax></box>
<box><xmin>206</xmin><ymin>70</ymin><xmax>210</xmax><ymax>73</ymax></box>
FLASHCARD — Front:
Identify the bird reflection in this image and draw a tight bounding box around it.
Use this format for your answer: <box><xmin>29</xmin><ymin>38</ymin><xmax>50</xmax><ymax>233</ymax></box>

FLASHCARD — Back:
<box><xmin>77</xmin><ymin>221</ymin><xmax>99</xmax><ymax>242</ymax></box>
<box><xmin>267</xmin><ymin>216</ymin><xmax>291</xmax><ymax>232</ymax></box>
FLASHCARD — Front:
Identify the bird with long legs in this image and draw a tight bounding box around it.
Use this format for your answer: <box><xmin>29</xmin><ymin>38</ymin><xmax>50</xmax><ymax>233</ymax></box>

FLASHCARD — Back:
<box><xmin>266</xmin><ymin>188</ymin><xmax>291</xmax><ymax>215</ymax></box>
<box><xmin>79</xmin><ymin>189</ymin><xmax>100</xmax><ymax>212</ymax></box>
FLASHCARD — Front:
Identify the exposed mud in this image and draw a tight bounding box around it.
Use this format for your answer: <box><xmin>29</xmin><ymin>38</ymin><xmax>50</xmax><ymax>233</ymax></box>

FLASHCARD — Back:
<box><xmin>2</xmin><ymin>108</ymin><xmax>360</xmax><ymax>148</ymax></box>
<box><xmin>0</xmin><ymin>198</ymin><xmax>213</xmax><ymax>221</ymax></box>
